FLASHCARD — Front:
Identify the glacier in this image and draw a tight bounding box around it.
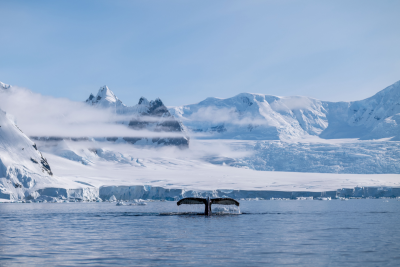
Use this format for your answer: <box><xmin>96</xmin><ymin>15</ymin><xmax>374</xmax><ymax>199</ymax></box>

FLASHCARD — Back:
<box><xmin>203</xmin><ymin>139</ymin><xmax>400</xmax><ymax>174</ymax></box>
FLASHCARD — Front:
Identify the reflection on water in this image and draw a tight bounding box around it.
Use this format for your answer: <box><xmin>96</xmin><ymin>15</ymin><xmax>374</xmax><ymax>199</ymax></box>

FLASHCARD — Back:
<box><xmin>0</xmin><ymin>200</ymin><xmax>399</xmax><ymax>266</ymax></box>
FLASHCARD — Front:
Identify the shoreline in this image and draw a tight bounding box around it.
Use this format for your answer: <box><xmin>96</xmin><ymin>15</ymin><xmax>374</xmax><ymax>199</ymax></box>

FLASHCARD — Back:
<box><xmin>1</xmin><ymin>185</ymin><xmax>400</xmax><ymax>203</ymax></box>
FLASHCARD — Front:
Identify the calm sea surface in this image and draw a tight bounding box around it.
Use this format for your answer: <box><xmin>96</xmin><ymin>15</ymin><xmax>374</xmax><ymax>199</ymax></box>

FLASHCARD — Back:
<box><xmin>0</xmin><ymin>199</ymin><xmax>399</xmax><ymax>266</ymax></box>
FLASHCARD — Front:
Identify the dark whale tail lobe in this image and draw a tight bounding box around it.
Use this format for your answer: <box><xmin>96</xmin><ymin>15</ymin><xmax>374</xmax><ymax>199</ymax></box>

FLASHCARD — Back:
<box><xmin>177</xmin><ymin>197</ymin><xmax>240</xmax><ymax>216</ymax></box>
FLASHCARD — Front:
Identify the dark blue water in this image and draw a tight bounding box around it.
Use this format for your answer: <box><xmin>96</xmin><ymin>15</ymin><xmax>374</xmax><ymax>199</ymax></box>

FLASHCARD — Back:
<box><xmin>0</xmin><ymin>199</ymin><xmax>399</xmax><ymax>266</ymax></box>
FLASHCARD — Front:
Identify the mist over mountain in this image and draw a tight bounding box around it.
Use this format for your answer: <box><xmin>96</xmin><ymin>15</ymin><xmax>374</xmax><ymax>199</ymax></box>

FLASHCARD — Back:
<box><xmin>1</xmin><ymin>79</ymin><xmax>399</xmax><ymax>142</ymax></box>
<box><xmin>85</xmin><ymin>86</ymin><xmax>189</xmax><ymax>147</ymax></box>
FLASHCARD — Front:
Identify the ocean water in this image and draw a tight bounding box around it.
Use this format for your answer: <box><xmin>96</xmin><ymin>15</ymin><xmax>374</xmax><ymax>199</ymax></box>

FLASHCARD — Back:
<box><xmin>0</xmin><ymin>199</ymin><xmax>399</xmax><ymax>266</ymax></box>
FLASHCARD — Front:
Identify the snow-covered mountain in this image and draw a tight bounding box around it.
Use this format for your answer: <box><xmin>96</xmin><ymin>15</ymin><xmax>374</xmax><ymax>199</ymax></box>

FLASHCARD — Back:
<box><xmin>170</xmin><ymin>80</ymin><xmax>400</xmax><ymax>141</ymax></box>
<box><xmin>0</xmin><ymin>109</ymin><xmax>54</xmax><ymax>200</ymax></box>
<box><xmin>86</xmin><ymin>86</ymin><xmax>189</xmax><ymax>147</ymax></box>
<box><xmin>0</xmin><ymin>81</ymin><xmax>10</xmax><ymax>90</ymax></box>
<box><xmin>321</xmin><ymin>80</ymin><xmax>400</xmax><ymax>140</ymax></box>
<box><xmin>86</xmin><ymin>85</ymin><xmax>128</xmax><ymax>113</ymax></box>
<box><xmin>170</xmin><ymin>93</ymin><xmax>327</xmax><ymax>140</ymax></box>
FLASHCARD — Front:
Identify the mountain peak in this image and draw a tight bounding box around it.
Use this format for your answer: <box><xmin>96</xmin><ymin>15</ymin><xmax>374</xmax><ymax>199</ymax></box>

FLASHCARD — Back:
<box><xmin>138</xmin><ymin>97</ymin><xmax>149</xmax><ymax>105</ymax></box>
<box><xmin>96</xmin><ymin>85</ymin><xmax>118</xmax><ymax>103</ymax></box>
<box><xmin>150</xmin><ymin>98</ymin><xmax>164</xmax><ymax>107</ymax></box>
<box><xmin>86</xmin><ymin>85</ymin><xmax>124</xmax><ymax>108</ymax></box>
<box><xmin>0</xmin><ymin>81</ymin><xmax>11</xmax><ymax>90</ymax></box>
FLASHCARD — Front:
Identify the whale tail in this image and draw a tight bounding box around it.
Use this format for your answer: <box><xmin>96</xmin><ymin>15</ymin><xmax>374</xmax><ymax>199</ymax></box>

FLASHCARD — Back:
<box><xmin>177</xmin><ymin>197</ymin><xmax>239</xmax><ymax>216</ymax></box>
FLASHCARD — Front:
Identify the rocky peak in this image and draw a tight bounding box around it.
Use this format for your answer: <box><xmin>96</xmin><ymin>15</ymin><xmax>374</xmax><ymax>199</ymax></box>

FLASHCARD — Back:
<box><xmin>138</xmin><ymin>97</ymin><xmax>149</xmax><ymax>105</ymax></box>
<box><xmin>86</xmin><ymin>94</ymin><xmax>95</xmax><ymax>102</ymax></box>
<box><xmin>147</xmin><ymin>98</ymin><xmax>169</xmax><ymax>117</ymax></box>
<box><xmin>85</xmin><ymin>85</ymin><xmax>124</xmax><ymax>108</ymax></box>
<box><xmin>0</xmin><ymin>81</ymin><xmax>11</xmax><ymax>90</ymax></box>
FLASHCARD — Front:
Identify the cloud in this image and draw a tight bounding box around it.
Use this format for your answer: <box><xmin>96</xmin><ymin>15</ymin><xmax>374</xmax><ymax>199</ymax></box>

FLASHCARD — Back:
<box><xmin>0</xmin><ymin>85</ymin><xmax>252</xmax><ymax>163</ymax></box>
<box><xmin>271</xmin><ymin>96</ymin><xmax>315</xmax><ymax>111</ymax></box>
<box><xmin>188</xmin><ymin>106</ymin><xmax>238</xmax><ymax>124</ymax></box>
<box><xmin>37</xmin><ymin>138</ymin><xmax>253</xmax><ymax>164</ymax></box>
<box><xmin>186</xmin><ymin>106</ymin><xmax>273</xmax><ymax>127</ymax></box>
<box><xmin>0</xmin><ymin>86</ymin><xmax>185</xmax><ymax>138</ymax></box>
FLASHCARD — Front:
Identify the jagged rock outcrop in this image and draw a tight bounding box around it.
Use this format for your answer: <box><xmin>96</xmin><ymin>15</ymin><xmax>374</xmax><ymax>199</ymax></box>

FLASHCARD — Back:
<box><xmin>0</xmin><ymin>81</ymin><xmax>11</xmax><ymax>90</ymax></box>
<box><xmin>86</xmin><ymin>86</ymin><xmax>189</xmax><ymax>147</ymax></box>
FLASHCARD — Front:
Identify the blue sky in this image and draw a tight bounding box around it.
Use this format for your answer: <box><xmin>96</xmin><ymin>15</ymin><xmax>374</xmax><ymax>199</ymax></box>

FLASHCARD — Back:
<box><xmin>1</xmin><ymin>0</ymin><xmax>400</xmax><ymax>106</ymax></box>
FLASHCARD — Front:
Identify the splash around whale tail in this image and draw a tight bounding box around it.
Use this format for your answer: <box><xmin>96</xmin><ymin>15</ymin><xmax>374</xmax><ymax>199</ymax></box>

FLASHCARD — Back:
<box><xmin>177</xmin><ymin>197</ymin><xmax>240</xmax><ymax>216</ymax></box>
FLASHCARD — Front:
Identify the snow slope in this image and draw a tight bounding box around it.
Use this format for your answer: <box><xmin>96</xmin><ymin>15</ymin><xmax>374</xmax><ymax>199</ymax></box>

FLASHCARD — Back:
<box><xmin>170</xmin><ymin>93</ymin><xmax>328</xmax><ymax>140</ymax></box>
<box><xmin>0</xmin><ymin>109</ymin><xmax>54</xmax><ymax>200</ymax></box>
<box><xmin>203</xmin><ymin>139</ymin><xmax>400</xmax><ymax>174</ymax></box>
<box><xmin>38</xmin><ymin>137</ymin><xmax>400</xmax><ymax>200</ymax></box>
<box><xmin>43</xmin><ymin>148</ymin><xmax>400</xmax><ymax>193</ymax></box>
<box><xmin>321</xmin><ymin>80</ymin><xmax>400</xmax><ymax>140</ymax></box>
<box><xmin>170</xmin><ymin>80</ymin><xmax>400</xmax><ymax>141</ymax></box>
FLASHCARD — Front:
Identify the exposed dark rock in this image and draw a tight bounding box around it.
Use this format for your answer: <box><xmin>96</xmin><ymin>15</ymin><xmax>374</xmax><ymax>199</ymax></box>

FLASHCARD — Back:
<box><xmin>210</xmin><ymin>124</ymin><xmax>227</xmax><ymax>133</ymax></box>
<box><xmin>40</xmin><ymin>155</ymin><xmax>53</xmax><ymax>176</ymax></box>
<box><xmin>152</xmin><ymin>137</ymin><xmax>189</xmax><ymax>147</ymax></box>
<box><xmin>122</xmin><ymin>137</ymin><xmax>142</xmax><ymax>144</ymax></box>
<box><xmin>126</xmin><ymin>98</ymin><xmax>189</xmax><ymax>148</ymax></box>
<box><xmin>138</xmin><ymin>97</ymin><xmax>147</xmax><ymax>105</ymax></box>
<box><xmin>128</xmin><ymin>120</ymin><xmax>148</xmax><ymax>130</ymax></box>
<box><xmin>86</xmin><ymin>94</ymin><xmax>95</xmax><ymax>102</ymax></box>
<box><xmin>241</xmin><ymin>96</ymin><xmax>253</xmax><ymax>106</ymax></box>
<box><xmin>31</xmin><ymin>136</ymin><xmax>64</xmax><ymax>141</ymax></box>
<box><xmin>30</xmin><ymin>136</ymin><xmax>89</xmax><ymax>142</ymax></box>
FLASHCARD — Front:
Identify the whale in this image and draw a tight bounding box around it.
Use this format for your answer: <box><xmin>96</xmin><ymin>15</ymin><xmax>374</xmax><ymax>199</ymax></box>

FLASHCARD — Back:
<box><xmin>177</xmin><ymin>197</ymin><xmax>240</xmax><ymax>216</ymax></box>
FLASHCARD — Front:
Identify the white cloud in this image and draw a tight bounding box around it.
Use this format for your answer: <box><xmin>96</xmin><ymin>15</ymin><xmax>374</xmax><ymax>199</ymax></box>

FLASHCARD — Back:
<box><xmin>187</xmin><ymin>106</ymin><xmax>273</xmax><ymax>126</ymax></box>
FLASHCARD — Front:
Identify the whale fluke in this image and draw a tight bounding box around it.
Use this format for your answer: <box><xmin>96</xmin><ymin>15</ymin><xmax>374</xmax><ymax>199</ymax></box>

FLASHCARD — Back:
<box><xmin>177</xmin><ymin>197</ymin><xmax>240</xmax><ymax>216</ymax></box>
<box><xmin>177</xmin><ymin>198</ymin><xmax>207</xmax><ymax>206</ymax></box>
<box><xmin>210</xmin><ymin>198</ymin><xmax>240</xmax><ymax>206</ymax></box>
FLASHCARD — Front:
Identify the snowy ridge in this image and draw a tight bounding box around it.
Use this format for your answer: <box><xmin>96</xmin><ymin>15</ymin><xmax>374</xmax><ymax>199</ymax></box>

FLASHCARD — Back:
<box><xmin>321</xmin><ymin>80</ymin><xmax>400</xmax><ymax>140</ymax></box>
<box><xmin>170</xmin><ymin>93</ymin><xmax>329</xmax><ymax>140</ymax></box>
<box><xmin>170</xmin><ymin>80</ymin><xmax>400</xmax><ymax>141</ymax></box>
